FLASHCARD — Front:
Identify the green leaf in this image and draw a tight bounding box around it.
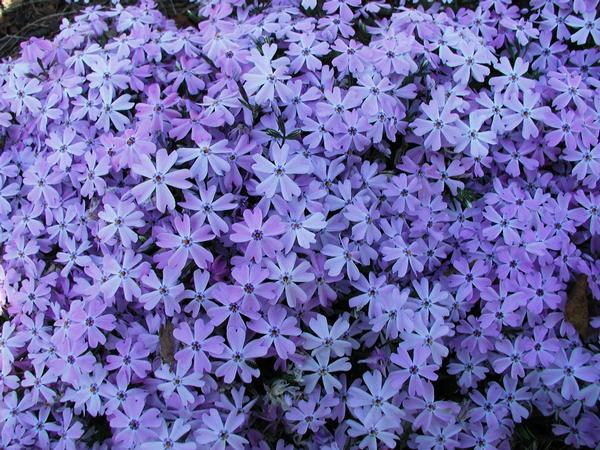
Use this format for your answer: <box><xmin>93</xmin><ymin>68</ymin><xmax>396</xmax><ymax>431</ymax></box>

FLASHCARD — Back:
<box><xmin>285</xmin><ymin>129</ymin><xmax>303</xmax><ymax>140</ymax></box>
<box><xmin>264</xmin><ymin>128</ymin><xmax>283</xmax><ymax>140</ymax></box>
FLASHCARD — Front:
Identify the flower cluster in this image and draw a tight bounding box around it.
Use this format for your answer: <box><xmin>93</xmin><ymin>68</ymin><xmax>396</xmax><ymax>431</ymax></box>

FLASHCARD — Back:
<box><xmin>0</xmin><ymin>0</ymin><xmax>599</xmax><ymax>448</ymax></box>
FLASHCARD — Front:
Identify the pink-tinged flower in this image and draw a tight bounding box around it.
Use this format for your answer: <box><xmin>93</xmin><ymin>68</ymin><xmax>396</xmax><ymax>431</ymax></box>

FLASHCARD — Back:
<box><xmin>174</xmin><ymin>319</ymin><xmax>224</xmax><ymax>373</ymax></box>
<box><xmin>196</xmin><ymin>409</ymin><xmax>248</xmax><ymax>450</ymax></box>
<box><xmin>155</xmin><ymin>359</ymin><xmax>204</xmax><ymax>406</ymax></box>
<box><xmin>248</xmin><ymin>305</ymin><xmax>300</xmax><ymax>359</ymax></box>
<box><xmin>215</xmin><ymin>326</ymin><xmax>266</xmax><ymax>383</ymax></box>
<box><xmin>156</xmin><ymin>214</ymin><xmax>214</xmax><ymax>271</ymax></box>
<box><xmin>130</xmin><ymin>148</ymin><xmax>192</xmax><ymax>213</ymax></box>
<box><xmin>114</xmin><ymin>124</ymin><xmax>157</xmax><ymax>169</ymax></box>
<box><xmin>110</xmin><ymin>398</ymin><xmax>161</xmax><ymax>448</ymax></box>
<box><xmin>230</xmin><ymin>207</ymin><xmax>285</xmax><ymax>262</ymax></box>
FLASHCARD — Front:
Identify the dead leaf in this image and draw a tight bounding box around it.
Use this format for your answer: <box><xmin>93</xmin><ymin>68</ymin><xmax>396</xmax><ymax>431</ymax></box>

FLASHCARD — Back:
<box><xmin>565</xmin><ymin>274</ymin><xmax>589</xmax><ymax>340</ymax></box>
<box><xmin>159</xmin><ymin>321</ymin><xmax>176</xmax><ymax>366</ymax></box>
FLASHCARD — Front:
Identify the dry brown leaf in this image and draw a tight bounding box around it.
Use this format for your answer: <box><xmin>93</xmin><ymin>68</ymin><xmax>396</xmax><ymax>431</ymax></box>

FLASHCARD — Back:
<box><xmin>565</xmin><ymin>274</ymin><xmax>589</xmax><ymax>340</ymax></box>
<box><xmin>159</xmin><ymin>321</ymin><xmax>176</xmax><ymax>366</ymax></box>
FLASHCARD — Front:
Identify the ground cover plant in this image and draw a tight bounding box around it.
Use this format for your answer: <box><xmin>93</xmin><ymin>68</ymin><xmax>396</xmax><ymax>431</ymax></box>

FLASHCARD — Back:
<box><xmin>0</xmin><ymin>0</ymin><xmax>599</xmax><ymax>448</ymax></box>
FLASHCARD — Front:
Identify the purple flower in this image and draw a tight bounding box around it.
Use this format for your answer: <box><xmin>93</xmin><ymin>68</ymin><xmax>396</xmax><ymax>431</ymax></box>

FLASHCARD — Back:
<box><xmin>542</xmin><ymin>348</ymin><xmax>598</xmax><ymax>400</ymax></box>
<box><xmin>230</xmin><ymin>207</ymin><xmax>285</xmax><ymax>262</ymax></box>
<box><xmin>196</xmin><ymin>409</ymin><xmax>248</xmax><ymax>450</ymax></box>
<box><xmin>252</xmin><ymin>144</ymin><xmax>311</xmax><ymax>201</ymax></box>
<box><xmin>243</xmin><ymin>44</ymin><xmax>292</xmax><ymax>105</ymax></box>
<box><xmin>300</xmin><ymin>351</ymin><xmax>351</xmax><ymax>394</ymax></box>
<box><xmin>156</xmin><ymin>214</ymin><xmax>214</xmax><ymax>271</ymax></box>
<box><xmin>412</xmin><ymin>97</ymin><xmax>460</xmax><ymax>151</ymax></box>
<box><xmin>215</xmin><ymin>326</ymin><xmax>266</xmax><ymax>383</ymax></box>
<box><xmin>155</xmin><ymin>359</ymin><xmax>204</xmax><ymax>406</ymax></box>
<box><xmin>139</xmin><ymin>268</ymin><xmax>185</xmax><ymax>316</ymax></box>
<box><xmin>130</xmin><ymin>148</ymin><xmax>192</xmax><ymax>212</ymax></box>
<box><xmin>248</xmin><ymin>305</ymin><xmax>300</xmax><ymax>359</ymax></box>
<box><xmin>390</xmin><ymin>348</ymin><xmax>439</xmax><ymax>396</ymax></box>
<box><xmin>106</xmin><ymin>336</ymin><xmax>151</xmax><ymax>381</ymax></box>
<box><xmin>110</xmin><ymin>398</ymin><xmax>161</xmax><ymax>448</ymax></box>
<box><xmin>97</xmin><ymin>199</ymin><xmax>145</xmax><ymax>247</ymax></box>
<box><xmin>177</xmin><ymin>137</ymin><xmax>230</xmax><ymax>181</ymax></box>
<box><xmin>174</xmin><ymin>319</ymin><xmax>224</xmax><ymax>373</ymax></box>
